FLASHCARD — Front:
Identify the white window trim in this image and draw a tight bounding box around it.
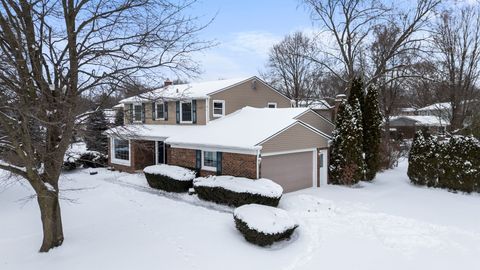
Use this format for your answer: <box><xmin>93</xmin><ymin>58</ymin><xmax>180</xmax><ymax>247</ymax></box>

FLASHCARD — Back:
<box><xmin>133</xmin><ymin>103</ymin><xmax>143</xmax><ymax>123</ymax></box>
<box><xmin>111</xmin><ymin>138</ymin><xmax>131</xmax><ymax>166</ymax></box>
<box><xmin>155</xmin><ymin>102</ymin><xmax>165</xmax><ymax>120</ymax></box>
<box><xmin>201</xmin><ymin>150</ymin><xmax>217</xmax><ymax>171</ymax></box>
<box><xmin>212</xmin><ymin>100</ymin><xmax>225</xmax><ymax>117</ymax></box>
<box><xmin>180</xmin><ymin>100</ymin><xmax>193</xmax><ymax>124</ymax></box>
<box><xmin>267</xmin><ymin>102</ymin><xmax>277</xmax><ymax>108</ymax></box>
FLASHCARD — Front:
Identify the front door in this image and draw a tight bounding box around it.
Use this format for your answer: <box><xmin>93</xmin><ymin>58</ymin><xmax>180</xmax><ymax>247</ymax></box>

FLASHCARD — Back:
<box><xmin>156</xmin><ymin>141</ymin><xmax>165</xmax><ymax>164</ymax></box>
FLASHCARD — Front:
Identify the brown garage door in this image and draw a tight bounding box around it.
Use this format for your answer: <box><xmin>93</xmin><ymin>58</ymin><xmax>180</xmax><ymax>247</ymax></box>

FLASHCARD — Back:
<box><xmin>261</xmin><ymin>151</ymin><xmax>313</xmax><ymax>192</ymax></box>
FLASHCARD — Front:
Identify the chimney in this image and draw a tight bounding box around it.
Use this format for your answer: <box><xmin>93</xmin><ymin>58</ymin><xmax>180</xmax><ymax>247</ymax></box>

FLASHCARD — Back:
<box><xmin>164</xmin><ymin>79</ymin><xmax>173</xmax><ymax>87</ymax></box>
<box><xmin>333</xmin><ymin>94</ymin><xmax>347</xmax><ymax>121</ymax></box>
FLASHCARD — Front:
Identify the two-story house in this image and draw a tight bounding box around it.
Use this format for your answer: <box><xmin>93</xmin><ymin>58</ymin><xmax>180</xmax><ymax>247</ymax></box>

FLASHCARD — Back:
<box><xmin>106</xmin><ymin>76</ymin><xmax>334</xmax><ymax>192</ymax></box>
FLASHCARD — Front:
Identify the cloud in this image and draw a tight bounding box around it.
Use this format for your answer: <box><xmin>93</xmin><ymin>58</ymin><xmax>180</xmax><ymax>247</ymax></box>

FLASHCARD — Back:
<box><xmin>225</xmin><ymin>31</ymin><xmax>281</xmax><ymax>59</ymax></box>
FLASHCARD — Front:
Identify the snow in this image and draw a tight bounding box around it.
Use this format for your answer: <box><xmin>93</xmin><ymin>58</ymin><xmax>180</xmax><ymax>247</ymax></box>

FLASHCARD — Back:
<box><xmin>44</xmin><ymin>183</ymin><xmax>56</xmax><ymax>192</ymax></box>
<box><xmin>106</xmin><ymin>107</ymin><xmax>320</xmax><ymax>151</ymax></box>
<box><xmin>1</xmin><ymin>159</ymin><xmax>480</xmax><ymax>270</ymax></box>
<box><xmin>119</xmin><ymin>77</ymin><xmax>252</xmax><ymax>103</ymax></box>
<box><xmin>194</xmin><ymin>175</ymin><xmax>283</xmax><ymax>198</ymax></box>
<box><xmin>390</xmin><ymin>115</ymin><xmax>448</xmax><ymax>126</ymax></box>
<box><xmin>234</xmin><ymin>204</ymin><xmax>297</xmax><ymax>234</ymax></box>
<box><xmin>298</xmin><ymin>100</ymin><xmax>333</xmax><ymax>110</ymax></box>
<box><xmin>143</xmin><ymin>164</ymin><xmax>195</xmax><ymax>181</ymax></box>
<box><xmin>417</xmin><ymin>102</ymin><xmax>451</xmax><ymax>112</ymax></box>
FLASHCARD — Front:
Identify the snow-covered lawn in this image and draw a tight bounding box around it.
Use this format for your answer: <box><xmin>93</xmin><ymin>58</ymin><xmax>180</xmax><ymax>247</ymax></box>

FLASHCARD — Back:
<box><xmin>1</xmin><ymin>159</ymin><xmax>479</xmax><ymax>270</ymax></box>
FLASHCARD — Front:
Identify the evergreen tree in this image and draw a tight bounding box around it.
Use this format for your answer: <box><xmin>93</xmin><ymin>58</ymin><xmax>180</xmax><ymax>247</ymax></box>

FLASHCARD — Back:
<box><xmin>363</xmin><ymin>85</ymin><xmax>383</xmax><ymax>180</ymax></box>
<box><xmin>347</xmin><ymin>77</ymin><xmax>365</xmax><ymax>114</ymax></box>
<box><xmin>329</xmin><ymin>101</ymin><xmax>365</xmax><ymax>185</ymax></box>
<box><xmin>85</xmin><ymin>110</ymin><xmax>109</xmax><ymax>154</ymax></box>
<box><xmin>114</xmin><ymin>109</ymin><xmax>124</xmax><ymax>126</ymax></box>
<box><xmin>407</xmin><ymin>130</ymin><xmax>439</xmax><ymax>187</ymax></box>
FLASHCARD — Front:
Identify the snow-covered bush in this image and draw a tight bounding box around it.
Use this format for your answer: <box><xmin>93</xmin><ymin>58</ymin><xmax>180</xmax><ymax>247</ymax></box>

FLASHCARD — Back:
<box><xmin>408</xmin><ymin>130</ymin><xmax>439</xmax><ymax>187</ymax></box>
<box><xmin>194</xmin><ymin>176</ymin><xmax>283</xmax><ymax>207</ymax></box>
<box><xmin>144</xmin><ymin>164</ymin><xmax>196</xmax><ymax>192</ymax></box>
<box><xmin>438</xmin><ymin>136</ymin><xmax>480</xmax><ymax>193</ymax></box>
<box><xmin>78</xmin><ymin>151</ymin><xmax>108</xmax><ymax>168</ymax></box>
<box><xmin>233</xmin><ymin>204</ymin><xmax>298</xmax><ymax>246</ymax></box>
<box><xmin>408</xmin><ymin>132</ymin><xmax>480</xmax><ymax>193</ymax></box>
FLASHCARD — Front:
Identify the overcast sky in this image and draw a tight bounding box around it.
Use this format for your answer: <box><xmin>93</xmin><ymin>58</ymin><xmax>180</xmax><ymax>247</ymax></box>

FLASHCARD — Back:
<box><xmin>188</xmin><ymin>0</ymin><xmax>313</xmax><ymax>81</ymax></box>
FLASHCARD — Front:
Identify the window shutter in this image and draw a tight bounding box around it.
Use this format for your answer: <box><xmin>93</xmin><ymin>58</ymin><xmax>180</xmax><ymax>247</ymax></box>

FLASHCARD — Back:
<box><xmin>176</xmin><ymin>101</ymin><xmax>180</xmax><ymax>124</ymax></box>
<box><xmin>216</xmin><ymin>152</ymin><xmax>222</xmax><ymax>175</ymax></box>
<box><xmin>192</xmin><ymin>100</ymin><xmax>197</xmax><ymax>124</ymax></box>
<box><xmin>152</xmin><ymin>102</ymin><xmax>156</xmax><ymax>120</ymax></box>
<box><xmin>195</xmin><ymin>150</ymin><xmax>201</xmax><ymax>170</ymax></box>
<box><xmin>128</xmin><ymin>104</ymin><xmax>133</xmax><ymax>124</ymax></box>
<box><xmin>164</xmin><ymin>102</ymin><xmax>168</xmax><ymax>120</ymax></box>
<box><xmin>141</xmin><ymin>103</ymin><xmax>146</xmax><ymax>123</ymax></box>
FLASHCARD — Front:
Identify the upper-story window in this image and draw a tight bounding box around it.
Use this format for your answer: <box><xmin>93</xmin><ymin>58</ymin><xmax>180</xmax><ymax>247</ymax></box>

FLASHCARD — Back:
<box><xmin>156</xmin><ymin>102</ymin><xmax>165</xmax><ymax>120</ymax></box>
<box><xmin>181</xmin><ymin>101</ymin><xmax>193</xmax><ymax>123</ymax></box>
<box><xmin>133</xmin><ymin>104</ymin><xmax>143</xmax><ymax>122</ymax></box>
<box><xmin>213</xmin><ymin>100</ymin><xmax>225</xmax><ymax>117</ymax></box>
<box><xmin>267</xmin><ymin>102</ymin><xmax>277</xmax><ymax>108</ymax></box>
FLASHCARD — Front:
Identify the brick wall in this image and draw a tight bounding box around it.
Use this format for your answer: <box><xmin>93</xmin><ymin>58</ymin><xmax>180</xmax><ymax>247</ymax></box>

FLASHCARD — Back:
<box><xmin>167</xmin><ymin>147</ymin><xmax>196</xmax><ymax>170</ymax></box>
<box><xmin>108</xmin><ymin>139</ymin><xmax>155</xmax><ymax>172</ymax></box>
<box><xmin>221</xmin><ymin>152</ymin><xmax>257</xmax><ymax>179</ymax></box>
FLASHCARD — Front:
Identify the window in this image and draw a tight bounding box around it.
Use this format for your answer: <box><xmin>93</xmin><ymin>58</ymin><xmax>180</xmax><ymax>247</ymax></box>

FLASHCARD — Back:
<box><xmin>267</xmin><ymin>102</ymin><xmax>277</xmax><ymax>108</ymax></box>
<box><xmin>202</xmin><ymin>151</ymin><xmax>217</xmax><ymax>171</ymax></box>
<box><xmin>133</xmin><ymin>104</ymin><xmax>142</xmax><ymax>122</ymax></box>
<box><xmin>213</xmin><ymin>100</ymin><xmax>225</xmax><ymax>117</ymax></box>
<box><xmin>113</xmin><ymin>139</ymin><xmax>129</xmax><ymax>161</ymax></box>
<box><xmin>156</xmin><ymin>102</ymin><xmax>165</xmax><ymax>119</ymax></box>
<box><xmin>181</xmin><ymin>101</ymin><xmax>192</xmax><ymax>123</ymax></box>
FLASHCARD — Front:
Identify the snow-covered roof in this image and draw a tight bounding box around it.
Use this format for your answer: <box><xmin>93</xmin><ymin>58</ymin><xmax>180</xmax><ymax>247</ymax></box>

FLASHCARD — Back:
<box><xmin>106</xmin><ymin>107</ymin><xmax>330</xmax><ymax>152</ymax></box>
<box><xmin>113</xmin><ymin>103</ymin><xmax>124</xmax><ymax>109</ymax></box>
<box><xmin>119</xmin><ymin>77</ymin><xmax>253</xmax><ymax>103</ymax></box>
<box><xmin>298</xmin><ymin>100</ymin><xmax>333</xmax><ymax>110</ymax></box>
<box><xmin>417</xmin><ymin>102</ymin><xmax>451</xmax><ymax>112</ymax></box>
<box><xmin>390</xmin><ymin>115</ymin><xmax>448</xmax><ymax>126</ymax></box>
<box><xmin>400</xmin><ymin>107</ymin><xmax>416</xmax><ymax>112</ymax></box>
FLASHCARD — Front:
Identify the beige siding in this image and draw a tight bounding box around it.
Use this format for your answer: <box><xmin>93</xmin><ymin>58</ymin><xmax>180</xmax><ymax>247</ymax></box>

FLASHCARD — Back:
<box><xmin>209</xmin><ymin>78</ymin><xmax>291</xmax><ymax>119</ymax></box>
<box><xmin>313</xmin><ymin>109</ymin><xmax>334</xmax><ymax>122</ymax></box>
<box><xmin>260</xmin><ymin>123</ymin><xmax>329</xmax><ymax>154</ymax></box>
<box><xmin>125</xmin><ymin>99</ymin><xmax>206</xmax><ymax>125</ymax></box>
<box><xmin>296</xmin><ymin>111</ymin><xmax>334</xmax><ymax>136</ymax></box>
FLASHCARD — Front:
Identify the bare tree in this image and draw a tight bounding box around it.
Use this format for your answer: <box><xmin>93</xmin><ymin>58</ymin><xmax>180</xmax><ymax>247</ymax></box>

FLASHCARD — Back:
<box><xmin>261</xmin><ymin>31</ymin><xmax>319</xmax><ymax>106</ymax></box>
<box><xmin>303</xmin><ymin>0</ymin><xmax>440</xmax><ymax>89</ymax></box>
<box><xmin>432</xmin><ymin>6</ymin><xmax>480</xmax><ymax>131</ymax></box>
<box><xmin>0</xmin><ymin>0</ymin><xmax>211</xmax><ymax>252</ymax></box>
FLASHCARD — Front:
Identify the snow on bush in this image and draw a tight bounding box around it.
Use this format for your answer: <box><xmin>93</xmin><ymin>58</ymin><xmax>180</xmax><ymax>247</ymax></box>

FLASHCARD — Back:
<box><xmin>144</xmin><ymin>165</ymin><xmax>196</xmax><ymax>193</ymax></box>
<box><xmin>233</xmin><ymin>204</ymin><xmax>298</xmax><ymax>246</ymax></box>
<box><xmin>63</xmin><ymin>143</ymin><xmax>107</xmax><ymax>170</ymax></box>
<box><xmin>144</xmin><ymin>164</ymin><xmax>196</xmax><ymax>181</ymax></box>
<box><xmin>193</xmin><ymin>176</ymin><xmax>283</xmax><ymax>207</ymax></box>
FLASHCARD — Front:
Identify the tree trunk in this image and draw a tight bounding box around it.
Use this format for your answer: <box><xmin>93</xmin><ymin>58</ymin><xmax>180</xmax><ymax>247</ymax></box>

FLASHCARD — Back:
<box><xmin>37</xmin><ymin>190</ymin><xmax>64</xmax><ymax>252</ymax></box>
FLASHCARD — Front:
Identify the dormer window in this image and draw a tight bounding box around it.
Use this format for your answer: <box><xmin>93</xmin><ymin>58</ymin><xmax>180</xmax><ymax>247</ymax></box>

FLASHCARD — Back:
<box><xmin>213</xmin><ymin>100</ymin><xmax>225</xmax><ymax>117</ymax></box>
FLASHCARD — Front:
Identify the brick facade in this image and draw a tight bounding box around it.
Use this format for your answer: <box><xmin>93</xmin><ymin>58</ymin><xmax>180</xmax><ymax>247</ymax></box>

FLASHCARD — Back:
<box><xmin>167</xmin><ymin>147</ymin><xmax>196</xmax><ymax>170</ymax></box>
<box><xmin>222</xmin><ymin>152</ymin><xmax>257</xmax><ymax>179</ymax></box>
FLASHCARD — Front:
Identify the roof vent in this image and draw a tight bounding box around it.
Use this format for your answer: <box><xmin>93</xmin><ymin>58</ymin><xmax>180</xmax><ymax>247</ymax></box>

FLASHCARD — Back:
<box><xmin>251</xmin><ymin>79</ymin><xmax>257</xmax><ymax>90</ymax></box>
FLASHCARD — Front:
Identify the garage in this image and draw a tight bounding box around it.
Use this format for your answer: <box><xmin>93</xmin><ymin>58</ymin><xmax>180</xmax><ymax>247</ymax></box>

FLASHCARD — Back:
<box><xmin>260</xmin><ymin>150</ymin><xmax>315</xmax><ymax>192</ymax></box>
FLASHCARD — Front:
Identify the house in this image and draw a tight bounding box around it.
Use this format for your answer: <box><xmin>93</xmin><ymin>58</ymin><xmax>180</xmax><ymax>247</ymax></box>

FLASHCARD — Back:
<box><xmin>105</xmin><ymin>76</ymin><xmax>335</xmax><ymax>192</ymax></box>
<box><xmin>388</xmin><ymin>115</ymin><xmax>448</xmax><ymax>139</ymax></box>
<box><xmin>298</xmin><ymin>99</ymin><xmax>335</xmax><ymax>121</ymax></box>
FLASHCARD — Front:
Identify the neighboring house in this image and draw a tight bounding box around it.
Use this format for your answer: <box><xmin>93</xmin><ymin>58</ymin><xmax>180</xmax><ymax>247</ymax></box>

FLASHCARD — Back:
<box><xmin>298</xmin><ymin>100</ymin><xmax>335</xmax><ymax>121</ymax></box>
<box><xmin>105</xmin><ymin>76</ymin><xmax>335</xmax><ymax>192</ymax></box>
<box><xmin>388</xmin><ymin>115</ymin><xmax>448</xmax><ymax>139</ymax></box>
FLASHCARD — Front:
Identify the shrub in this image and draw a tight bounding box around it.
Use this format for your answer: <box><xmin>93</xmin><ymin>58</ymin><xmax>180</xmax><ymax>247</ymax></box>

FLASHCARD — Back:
<box><xmin>144</xmin><ymin>164</ymin><xmax>196</xmax><ymax>193</ymax></box>
<box><xmin>407</xmin><ymin>131</ymin><xmax>439</xmax><ymax>187</ymax></box>
<box><xmin>233</xmin><ymin>204</ymin><xmax>298</xmax><ymax>246</ymax></box>
<box><xmin>194</xmin><ymin>176</ymin><xmax>283</xmax><ymax>207</ymax></box>
<box><xmin>78</xmin><ymin>151</ymin><xmax>108</xmax><ymax>168</ymax></box>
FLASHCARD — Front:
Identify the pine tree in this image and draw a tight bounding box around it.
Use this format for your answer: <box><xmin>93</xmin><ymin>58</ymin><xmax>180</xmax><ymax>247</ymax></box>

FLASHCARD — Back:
<box><xmin>347</xmin><ymin>77</ymin><xmax>365</xmax><ymax>114</ymax></box>
<box><xmin>329</xmin><ymin>101</ymin><xmax>365</xmax><ymax>185</ymax></box>
<box><xmin>85</xmin><ymin>110</ymin><xmax>109</xmax><ymax>154</ymax></box>
<box><xmin>363</xmin><ymin>85</ymin><xmax>383</xmax><ymax>180</ymax></box>
<box><xmin>114</xmin><ymin>109</ymin><xmax>124</xmax><ymax>126</ymax></box>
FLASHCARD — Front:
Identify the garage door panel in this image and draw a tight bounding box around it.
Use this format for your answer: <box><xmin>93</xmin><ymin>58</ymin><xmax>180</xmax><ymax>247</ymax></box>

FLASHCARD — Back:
<box><xmin>261</xmin><ymin>151</ymin><xmax>313</xmax><ymax>192</ymax></box>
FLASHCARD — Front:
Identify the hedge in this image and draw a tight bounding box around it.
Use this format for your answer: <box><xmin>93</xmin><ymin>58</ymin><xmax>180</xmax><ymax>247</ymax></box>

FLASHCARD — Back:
<box><xmin>408</xmin><ymin>131</ymin><xmax>480</xmax><ymax>193</ymax></box>
<box><xmin>195</xmin><ymin>186</ymin><xmax>281</xmax><ymax>207</ymax></box>
<box><xmin>144</xmin><ymin>165</ymin><xmax>196</xmax><ymax>193</ymax></box>
<box><xmin>233</xmin><ymin>204</ymin><xmax>298</xmax><ymax>246</ymax></box>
